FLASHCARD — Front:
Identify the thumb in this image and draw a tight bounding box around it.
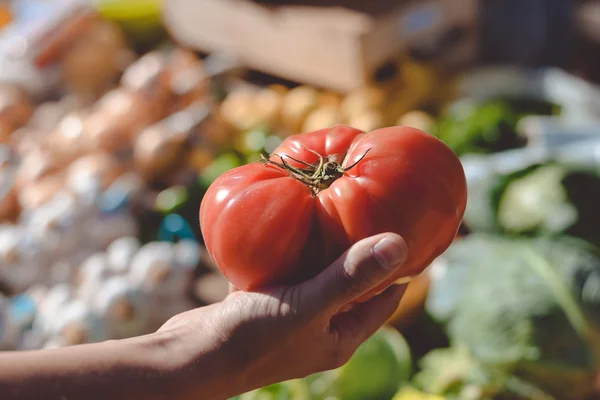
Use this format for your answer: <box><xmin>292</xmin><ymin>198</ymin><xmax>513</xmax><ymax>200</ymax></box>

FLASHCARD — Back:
<box><xmin>301</xmin><ymin>233</ymin><xmax>408</xmax><ymax>314</ymax></box>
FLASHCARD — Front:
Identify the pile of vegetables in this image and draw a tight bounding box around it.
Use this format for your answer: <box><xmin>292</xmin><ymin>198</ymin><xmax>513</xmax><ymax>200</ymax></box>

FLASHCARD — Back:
<box><xmin>465</xmin><ymin>161</ymin><xmax>600</xmax><ymax>247</ymax></box>
<box><xmin>212</xmin><ymin>61</ymin><xmax>455</xmax><ymax>167</ymax></box>
<box><xmin>4</xmin><ymin>5</ymin><xmax>600</xmax><ymax>397</ymax></box>
<box><xmin>433</xmin><ymin>97</ymin><xmax>559</xmax><ymax>156</ymax></box>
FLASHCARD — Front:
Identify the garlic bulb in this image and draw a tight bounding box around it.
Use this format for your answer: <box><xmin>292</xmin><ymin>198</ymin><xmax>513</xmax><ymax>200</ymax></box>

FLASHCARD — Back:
<box><xmin>128</xmin><ymin>241</ymin><xmax>192</xmax><ymax>300</ymax></box>
<box><xmin>90</xmin><ymin>276</ymin><xmax>149</xmax><ymax>339</ymax></box>
<box><xmin>76</xmin><ymin>252</ymin><xmax>110</xmax><ymax>304</ymax></box>
<box><xmin>0</xmin><ymin>224</ymin><xmax>45</xmax><ymax>291</ymax></box>
<box><xmin>172</xmin><ymin>239</ymin><xmax>202</xmax><ymax>270</ymax></box>
<box><xmin>50</xmin><ymin>299</ymin><xmax>107</xmax><ymax>346</ymax></box>
<box><xmin>32</xmin><ymin>284</ymin><xmax>74</xmax><ymax>339</ymax></box>
<box><xmin>106</xmin><ymin>236</ymin><xmax>141</xmax><ymax>276</ymax></box>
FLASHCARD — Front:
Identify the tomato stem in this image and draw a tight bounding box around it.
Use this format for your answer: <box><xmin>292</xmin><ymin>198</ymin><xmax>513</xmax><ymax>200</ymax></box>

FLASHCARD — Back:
<box><xmin>259</xmin><ymin>147</ymin><xmax>371</xmax><ymax>195</ymax></box>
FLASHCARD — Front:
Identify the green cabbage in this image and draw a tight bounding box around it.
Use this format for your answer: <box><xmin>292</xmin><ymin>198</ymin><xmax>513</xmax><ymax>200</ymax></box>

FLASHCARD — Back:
<box><xmin>425</xmin><ymin>234</ymin><xmax>600</xmax><ymax>400</ymax></box>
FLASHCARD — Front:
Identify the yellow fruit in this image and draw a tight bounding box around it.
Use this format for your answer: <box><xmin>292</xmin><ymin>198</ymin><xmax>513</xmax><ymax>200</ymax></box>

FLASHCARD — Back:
<box><xmin>319</xmin><ymin>91</ymin><xmax>343</xmax><ymax>109</ymax></box>
<box><xmin>349</xmin><ymin>109</ymin><xmax>385</xmax><ymax>133</ymax></box>
<box><xmin>397</xmin><ymin>111</ymin><xmax>436</xmax><ymax>133</ymax></box>
<box><xmin>303</xmin><ymin>107</ymin><xmax>343</xmax><ymax>133</ymax></box>
<box><xmin>267</xmin><ymin>84</ymin><xmax>289</xmax><ymax>95</ymax></box>
<box><xmin>281</xmin><ymin>86</ymin><xmax>320</xmax><ymax>133</ymax></box>
<box><xmin>219</xmin><ymin>90</ymin><xmax>260</xmax><ymax>131</ymax></box>
<box><xmin>254</xmin><ymin>87</ymin><xmax>284</xmax><ymax>129</ymax></box>
<box><xmin>341</xmin><ymin>86</ymin><xmax>387</xmax><ymax>120</ymax></box>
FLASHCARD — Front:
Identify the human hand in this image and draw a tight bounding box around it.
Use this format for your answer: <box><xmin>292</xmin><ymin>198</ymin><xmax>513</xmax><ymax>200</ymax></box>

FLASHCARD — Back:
<box><xmin>158</xmin><ymin>232</ymin><xmax>409</xmax><ymax>399</ymax></box>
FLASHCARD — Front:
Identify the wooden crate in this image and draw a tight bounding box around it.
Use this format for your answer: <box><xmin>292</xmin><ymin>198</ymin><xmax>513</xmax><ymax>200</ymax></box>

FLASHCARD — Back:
<box><xmin>163</xmin><ymin>0</ymin><xmax>478</xmax><ymax>92</ymax></box>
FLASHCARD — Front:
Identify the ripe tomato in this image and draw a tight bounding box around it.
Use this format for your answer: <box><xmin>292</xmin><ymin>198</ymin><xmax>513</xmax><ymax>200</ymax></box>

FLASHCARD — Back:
<box><xmin>200</xmin><ymin>125</ymin><xmax>467</xmax><ymax>296</ymax></box>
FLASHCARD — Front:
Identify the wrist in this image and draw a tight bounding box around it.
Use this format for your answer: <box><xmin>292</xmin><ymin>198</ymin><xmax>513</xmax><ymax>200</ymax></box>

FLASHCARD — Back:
<box><xmin>100</xmin><ymin>332</ymin><xmax>188</xmax><ymax>400</ymax></box>
<box><xmin>153</xmin><ymin>318</ymin><xmax>246</xmax><ymax>400</ymax></box>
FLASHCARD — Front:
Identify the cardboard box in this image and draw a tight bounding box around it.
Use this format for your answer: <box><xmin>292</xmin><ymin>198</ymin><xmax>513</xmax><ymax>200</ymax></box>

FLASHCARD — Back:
<box><xmin>163</xmin><ymin>0</ymin><xmax>478</xmax><ymax>92</ymax></box>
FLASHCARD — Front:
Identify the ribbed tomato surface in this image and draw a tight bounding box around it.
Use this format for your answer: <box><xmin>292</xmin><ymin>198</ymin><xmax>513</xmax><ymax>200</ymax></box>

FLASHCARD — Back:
<box><xmin>200</xmin><ymin>125</ymin><xmax>467</xmax><ymax>295</ymax></box>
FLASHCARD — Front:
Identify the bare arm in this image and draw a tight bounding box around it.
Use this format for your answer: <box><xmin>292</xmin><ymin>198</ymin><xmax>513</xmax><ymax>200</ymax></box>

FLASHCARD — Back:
<box><xmin>0</xmin><ymin>331</ymin><xmax>236</xmax><ymax>400</ymax></box>
<box><xmin>0</xmin><ymin>333</ymin><xmax>175</xmax><ymax>400</ymax></box>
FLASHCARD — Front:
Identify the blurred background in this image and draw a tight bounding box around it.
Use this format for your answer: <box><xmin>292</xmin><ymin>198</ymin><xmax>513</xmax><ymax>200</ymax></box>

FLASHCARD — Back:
<box><xmin>1</xmin><ymin>0</ymin><xmax>600</xmax><ymax>399</ymax></box>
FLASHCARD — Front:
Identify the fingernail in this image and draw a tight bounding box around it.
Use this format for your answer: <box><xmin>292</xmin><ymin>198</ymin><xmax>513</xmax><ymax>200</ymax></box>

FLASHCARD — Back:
<box><xmin>372</xmin><ymin>237</ymin><xmax>407</xmax><ymax>270</ymax></box>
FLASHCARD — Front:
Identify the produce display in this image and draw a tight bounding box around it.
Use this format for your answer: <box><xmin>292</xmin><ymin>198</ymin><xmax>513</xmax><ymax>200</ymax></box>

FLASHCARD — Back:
<box><xmin>1</xmin><ymin>2</ymin><xmax>600</xmax><ymax>400</ymax></box>
<box><xmin>0</xmin><ymin>238</ymin><xmax>199</xmax><ymax>350</ymax></box>
<box><xmin>433</xmin><ymin>97</ymin><xmax>558</xmax><ymax>156</ymax></box>
<box><xmin>423</xmin><ymin>234</ymin><xmax>600</xmax><ymax>400</ymax></box>
<box><xmin>465</xmin><ymin>161</ymin><xmax>600</xmax><ymax>247</ymax></box>
<box><xmin>0</xmin><ymin>1</ymin><xmax>235</xmax><ymax>350</ymax></box>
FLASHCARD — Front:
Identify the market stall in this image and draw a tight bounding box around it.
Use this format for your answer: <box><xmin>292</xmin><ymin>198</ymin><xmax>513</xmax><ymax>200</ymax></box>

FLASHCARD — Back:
<box><xmin>1</xmin><ymin>1</ymin><xmax>600</xmax><ymax>399</ymax></box>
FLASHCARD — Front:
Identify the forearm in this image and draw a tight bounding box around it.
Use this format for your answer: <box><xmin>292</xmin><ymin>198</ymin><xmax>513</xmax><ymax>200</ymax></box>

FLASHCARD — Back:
<box><xmin>0</xmin><ymin>333</ymin><xmax>181</xmax><ymax>400</ymax></box>
<box><xmin>0</xmin><ymin>298</ymin><xmax>269</xmax><ymax>400</ymax></box>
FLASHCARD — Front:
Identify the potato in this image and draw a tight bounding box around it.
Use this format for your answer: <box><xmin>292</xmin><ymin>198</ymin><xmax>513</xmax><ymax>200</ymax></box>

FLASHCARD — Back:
<box><xmin>348</xmin><ymin>109</ymin><xmax>385</xmax><ymax>133</ymax></box>
<box><xmin>281</xmin><ymin>86</ymin><xmax>320</xmax><ymax>134</ymax></box>
<box><xmin>254</xmin><ymin>87</ymin><xmax>284</xmax><ymax>129</ymax></box>
<box><xmin>341</xmin><ymin>86</ymin><xmax>387</xmax><ymax>120</ymax></box>
<box><xmin>319</xmin><ymin>91</ymin><xmax>343</xmax><ymax>109</ymax></box>
<box><xmin>219</xmin><ymin>89</ymin><xmax>259</xmax><ymax>131</ymax></box>
<box><xmin>397</xmin><ymin>110</ymin><xmax>436</xmax><ymax>133</ymax></box>
<box><xmin>303</xmin><ymin>106</ymin><xmax>343</xmax><ymax>133</ymax></box>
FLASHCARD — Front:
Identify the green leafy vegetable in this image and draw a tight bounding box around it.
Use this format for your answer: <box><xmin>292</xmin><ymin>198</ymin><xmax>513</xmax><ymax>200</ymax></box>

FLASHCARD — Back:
<box><xmin>435</xmin><ymin>100</ymin><xmax>522</xmax><ymax>156</ymax></box>
<box><xmin>413</xmin><ymin>345</ymin><xmax>491</xmax><ymax>397</ymax></box>
<box><xmin>464</xmin><ymin>162</ymin><xmax>600</xmax><ymax>247</ymax></box>
<box><xmin>434</xmin><ymin>97</ymin><xmax>557</xmax><ymax>156</ymax></box>
<box><xmin>413</xmin><ymin>345</ymin><xmax>562</xmax><ymax>400</ymax></box>
<box><xmin>426</xmin><ymin>234</ymin><xmax>600</xmax><ymax>400</ymax></box>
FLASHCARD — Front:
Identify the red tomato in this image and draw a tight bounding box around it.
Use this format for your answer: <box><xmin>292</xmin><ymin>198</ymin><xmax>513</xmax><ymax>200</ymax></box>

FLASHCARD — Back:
<box><xmin>199</xmin><ymin>125</ymin><xmax>467</xmax><ymax>296</ymax></box>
